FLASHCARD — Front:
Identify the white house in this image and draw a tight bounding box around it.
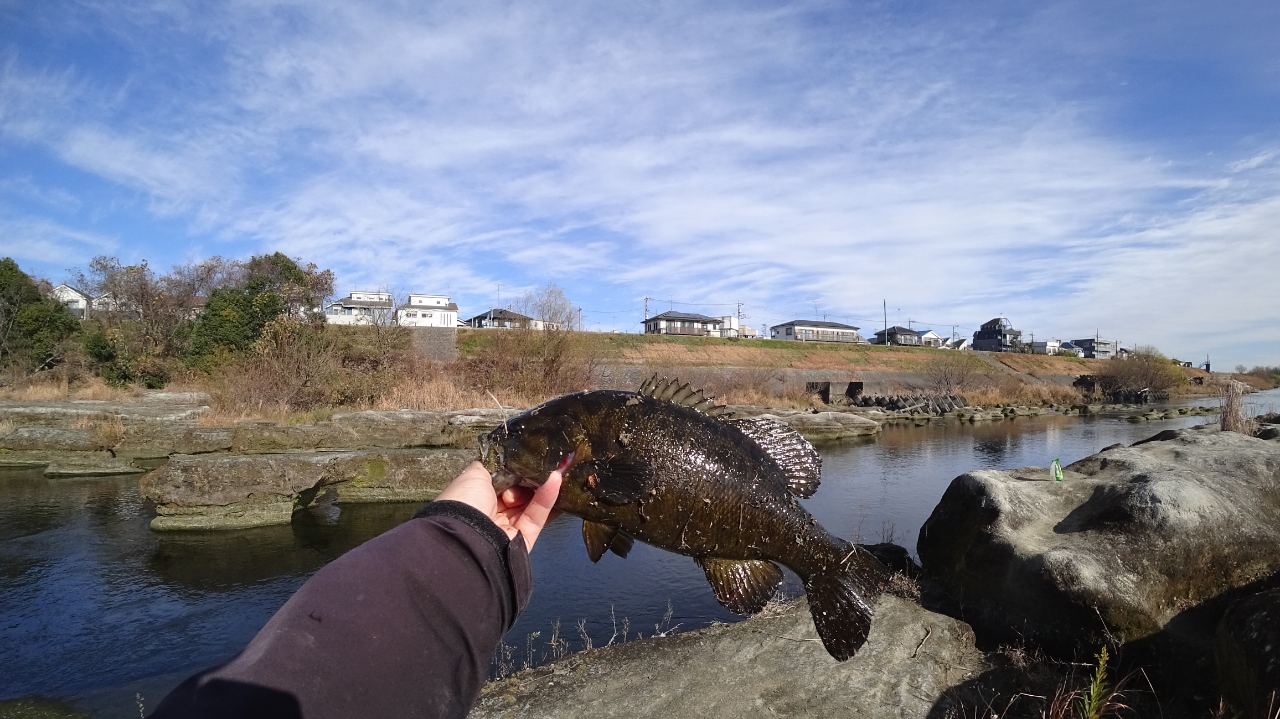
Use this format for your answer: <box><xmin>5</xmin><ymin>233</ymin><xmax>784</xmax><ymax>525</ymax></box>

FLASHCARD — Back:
<box><xmin>1057</xmin><ymin>340</ymin><xmax>1085</xmax><ymax>358</ymax></box>
<box><xmin>51</xmin><ymin>284</ymin><xmax>93</xmax><ymax>319</ymax></box>
<box><xmin>1032</xmin><ymin>339</ymin><xmax>1062</xmax><ymax>355</ymax></box>
<box><xmin>915</xmin><ymin>329</ymin><xmax>944</xmax><ymax>348</ymax></box>
<box><xmin>397</xmin><ymin>294</ymin><xmax>458</xmax><ymax>328</ymax></box>
<box><xmin>325</xmin><ymin>291</ymin><xmax>395</xmax><ymax>325</ymax></box>
<box><xmin>771</xmin><ymin>320</ymin><xmax>865</xmax><ymax>343</ymax></box>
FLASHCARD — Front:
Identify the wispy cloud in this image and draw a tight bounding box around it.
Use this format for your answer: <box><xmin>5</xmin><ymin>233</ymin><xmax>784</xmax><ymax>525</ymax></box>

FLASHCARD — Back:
<box><xmin>1</xmin><ymin>0</ymin><xmax>1278</xmax><ymax>364</ymax></box>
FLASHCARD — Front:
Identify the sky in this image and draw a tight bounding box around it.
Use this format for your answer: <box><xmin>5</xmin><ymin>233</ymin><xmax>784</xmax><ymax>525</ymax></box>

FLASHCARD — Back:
<box><xmin>1</xmin><ymin>0</ymin><xmax>1278</xmax><ymax>367</ymax></box>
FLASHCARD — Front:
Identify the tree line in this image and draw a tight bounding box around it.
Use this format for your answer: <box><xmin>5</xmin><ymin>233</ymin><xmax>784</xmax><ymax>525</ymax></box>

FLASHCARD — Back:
<box><xmin>0</xmin><ymin>253</ymin><xmax>333</xmax><ymax>387</ymax></box>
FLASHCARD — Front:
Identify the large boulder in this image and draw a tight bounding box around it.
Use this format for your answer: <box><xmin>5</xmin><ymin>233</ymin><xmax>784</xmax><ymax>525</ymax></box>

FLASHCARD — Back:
<box><xmin>228</xmin><ymin>409</ymin><xmax>507</xmax><ymax>453</ymax></box>
<box><xmin>1216</xmin><ymin>588</ymin><xmax>1280</xmax><ymax>718</ymax></box>
<box><xmin>468</xmin><ymin>595</ymin><xmax>985</xmax><ymax>719</ymax></box>
<box><xmin>917</xmin><ymin>425</ymin><xmax>1280</xmax><ymax>654</ymax></box>
<box><xmin>140</xmin><ymin>448</ymin><xmax>473</xmax><ymax>530</ymax></box>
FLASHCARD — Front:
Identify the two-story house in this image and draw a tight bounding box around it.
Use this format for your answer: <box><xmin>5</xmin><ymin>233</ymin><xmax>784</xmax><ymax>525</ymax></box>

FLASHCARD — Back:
<box><xmin>325</xmin><ymin>291</ymin><xmax>395</xmax><ymax>325</ymax></box>
<box><xmin>644</xmin><ymin>311</ymin><xmax>722</xmax><ymax>337</ymax></box>
<box><xmin>870</xmin><ymin>325</ymin><xmax>921</xmax><ymax>346</ymax></box>
<box><xmin>397</xmin><ymin>294</ymin><xmax>458</xmax><ymax>328</ymax></box>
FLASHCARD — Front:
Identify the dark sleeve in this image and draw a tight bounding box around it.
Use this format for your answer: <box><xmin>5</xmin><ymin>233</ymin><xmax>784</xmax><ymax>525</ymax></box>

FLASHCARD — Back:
<box><xmin>149</xmin><ymin>500</ymin><xmax>532</xmax><ymax>719</ymax></box>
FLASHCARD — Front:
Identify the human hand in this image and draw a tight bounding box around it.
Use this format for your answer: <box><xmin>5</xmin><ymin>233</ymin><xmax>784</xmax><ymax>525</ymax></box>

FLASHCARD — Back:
<box><xmin>435</xmin><ymin>461</ymin><xmax>562</xmax><ymax>551</ymax></box>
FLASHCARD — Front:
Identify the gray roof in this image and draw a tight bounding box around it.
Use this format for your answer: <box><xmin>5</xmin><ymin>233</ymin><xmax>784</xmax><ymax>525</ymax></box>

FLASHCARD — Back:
<box><xmin>772</xmin><ymin>319</ymin><xmax>860</xmax><ymax>331</ymax></box>
<box><xmin>646</xmin><ymin>311</ymin><xmax>721</xmax><ymax>323</ymax></box>
<box><xmin>873</xmin><ymin>325</ymin><xmax>915</xmax><ymax>335</ymax></box>
<box><xmin>330</xmin><ymin>296</ymin><xmax>393</xmax><ymax>308</ymax></box>
<box><xmin>399</xmin><ymin>302</ymin><xmax>458</xmax><ymax>311</ymax></box>
<box><xmin>466</xmin><ymin>308</ymin><xmax>534</xmax><ymax>323</ymax></box>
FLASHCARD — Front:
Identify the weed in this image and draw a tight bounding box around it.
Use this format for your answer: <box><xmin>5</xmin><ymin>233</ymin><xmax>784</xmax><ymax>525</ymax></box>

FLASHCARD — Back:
<box><xmin>575</xmin><ymin>618</ymin><xmax>593</xmax><ymax>651</ymax></box>
<box><xmin>1218</xmin><ymin>380</ymin><xmax>1258</xmax><ymax>435</ymax></box>
<box><xmin>885</xmin><ymin>572</ymin><xmax>920</xmax><ymax>600</ymax></box>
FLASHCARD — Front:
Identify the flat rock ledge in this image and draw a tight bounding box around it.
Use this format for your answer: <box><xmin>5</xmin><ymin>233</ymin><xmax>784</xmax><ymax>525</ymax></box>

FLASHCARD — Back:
<box><xmin>917</xmin><ymin>425</ymin><xmax>1280</xmax><ymax>655</ymax></box>
<box><xmin>469</xmin><ymin>595</ymin><xmax>985</xmax><ymax>719</ymax></box>
<box><xmin>140</xmin><ymin>448</ymin><xmax>473</xmax><ymax>530</ymax></box>
<box><xmin>725</xmin><ymin>406</ymin><xmax>881</xmax><ymax>440</ymax></box>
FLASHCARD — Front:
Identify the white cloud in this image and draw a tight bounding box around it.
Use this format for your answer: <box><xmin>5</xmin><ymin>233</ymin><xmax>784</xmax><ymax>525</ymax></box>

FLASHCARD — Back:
<box><xmin>1</xmin><ymin>0</ymin><xmax>1278</xmax><ymax>365</ymax></box>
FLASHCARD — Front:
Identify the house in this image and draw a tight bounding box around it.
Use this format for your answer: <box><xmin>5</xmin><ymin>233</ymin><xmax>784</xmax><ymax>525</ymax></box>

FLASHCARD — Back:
<box><xmin>972</xmin><ymin>317</ymin><xmax>1022</xmax><ymax>352</ymax></box>
<box><xmin>50</xmin><ymin>284</ymin><xmax>93</xmax><ymax>319</ymax></box>
<box><xmin>465</xmin><ymin>308</ymin><xmax>559</xmax><ymax>330</ymax></box>
<box><xmin>645</xmin><ymin>311</ymin><xmax>722</xmax><ymax>337</ymax></box>
<box><xmin>325</xmin><ymin>291</ymin><xmax>395</xmax><ymax>325</ymax></box>
<box><xmin>1057</xmin><ymin>340</ymin><xmax>1085</xmax><ymax>358</ymax></box>
<box><xmin>1072</xmin><ymin>337</ymin><xmax>1117</xmax><ymax>360</ymax></box>
<box><xmin>397</xmin><ymin>294</ymin><xmax>458</xmax><ymax>328</ymax></box>
<box><xmin>915</xmin><ymin>329</ymin><xmax>944</xmax><ymax>348</ymax></box>
<box><xmin>869</xmin><ymin>326</ymin><xmax>920</xmax><ymax>346</ymax></box>
<box><xmin>941</xmin><ymin>336</ymin><xmax>971</xmax><ymax>350</ymax></box>
<box><xmin>770</xmin><ymin>320</ymin><xmax>865</xmax><ymax>343</ymax></box>
<box><xmin>1031</xmin><ymin>339</ymin><xmax>1061</xmax><ymax>355</ymax></box>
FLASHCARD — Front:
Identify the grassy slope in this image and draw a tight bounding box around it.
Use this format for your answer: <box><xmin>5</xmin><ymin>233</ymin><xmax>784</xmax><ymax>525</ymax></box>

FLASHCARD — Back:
<box><xmin>458</xmin><ymin>329</ymin><xmax>1115</xmax><ymax>376</ymax></box>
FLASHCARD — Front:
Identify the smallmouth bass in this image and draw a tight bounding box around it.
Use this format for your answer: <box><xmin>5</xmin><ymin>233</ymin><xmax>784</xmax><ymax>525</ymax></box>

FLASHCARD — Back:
<box><xmin>479</xmin><ymin>376</ymin><xmax>889</xmax><ymax>661</ymax></box>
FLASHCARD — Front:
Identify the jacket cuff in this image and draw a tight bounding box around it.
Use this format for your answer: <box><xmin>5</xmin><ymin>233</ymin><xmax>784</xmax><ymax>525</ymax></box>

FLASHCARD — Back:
<box><xmin>414</xmin><ymin>500</ymin><xmax>533</xmax><ymax>621</ymax></box>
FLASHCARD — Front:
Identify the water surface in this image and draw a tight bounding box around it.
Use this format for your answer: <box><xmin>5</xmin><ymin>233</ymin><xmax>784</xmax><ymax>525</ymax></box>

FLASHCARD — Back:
<box><xmin>3</xmin><ymin>391</ymin><xmax>1274</xmax><ymax>717</ymax></box>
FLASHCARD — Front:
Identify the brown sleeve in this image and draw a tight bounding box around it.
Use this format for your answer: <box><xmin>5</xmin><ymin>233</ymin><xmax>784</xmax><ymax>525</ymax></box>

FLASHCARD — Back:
<box><xmin>149</xmin><ymin>500</ymin><xmax>532</xmax><ymax>719</ymax></box>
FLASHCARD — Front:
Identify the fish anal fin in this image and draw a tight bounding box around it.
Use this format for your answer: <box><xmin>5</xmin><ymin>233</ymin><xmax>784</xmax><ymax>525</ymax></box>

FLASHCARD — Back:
<box><xmin>609</xmin><ymin>531</ymin><xmax>634</xmax><ymax>558</ymax></box>
<box><xmin>697</xmin><ymin>557</ymin><xmax>783</xmax><ymax>615</ymax></box>
<box><xmin>576</xmin><ymin>457</ymin><xmax>653</xmax><ymax>506</ymax></box>
<box><xmin>582</xmin><ymin>520</ymin><xmax>619</xmax><ymax>563</ymax></box>
<box><xmin>726</xmin><ymin>417</ymin><xmax>822</xmax><ymax>498</ymax></box>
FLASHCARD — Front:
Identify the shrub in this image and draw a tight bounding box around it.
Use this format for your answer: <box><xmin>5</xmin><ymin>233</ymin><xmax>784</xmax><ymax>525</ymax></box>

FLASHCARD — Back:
<box><xmin>1095</xmin><ymin>345</ymin><xmax>1184</xmax><ymax>395</ymax></box>
<box><xmin>0</xmin><ymin>258</ymin><xmax>79</xmax><ymax>374</ymax></box>
<box><xmin>922</xmin><ymin>351</ymin><xmax>982</xmax><ymax>394</ymax></box>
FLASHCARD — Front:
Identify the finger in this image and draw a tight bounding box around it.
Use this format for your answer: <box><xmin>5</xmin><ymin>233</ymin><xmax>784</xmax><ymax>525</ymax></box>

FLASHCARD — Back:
<box><xmin>500</xmin><ymin>486</ymin><xmax>532</xmax><ymax>508</ymax></box>
<box><xmin>515</xmin><ymin>471</ymin><xmax>562</xmax><ymax>552</ymax></box>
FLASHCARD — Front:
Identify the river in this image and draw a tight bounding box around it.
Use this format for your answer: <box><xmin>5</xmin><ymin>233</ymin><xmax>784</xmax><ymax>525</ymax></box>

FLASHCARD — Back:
<box><xmin>2</xmin><ymin>390</ymin><xmax>1274</xmax><ymax>717</ymax></box>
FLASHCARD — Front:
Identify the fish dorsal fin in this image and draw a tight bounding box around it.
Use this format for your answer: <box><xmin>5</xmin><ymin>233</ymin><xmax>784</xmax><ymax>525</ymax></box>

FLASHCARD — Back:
<box><xmin>583</xmin><ymin>521</ymin><xmax>636</xmax><ymax>562</ymax></box>
<box><xmin>697</xmin><ymin>557</ymin><xmax>783</xmax><ymax>615</ymax></box>
<box><xmin>726</xmin><ymin>417</ymin><xmax>822</xmax><ymax>498</ymax></box>
<box><xmin>638</xmin><ymin>374</ymin><xmax>731</xmax><ymax>417</ymax></box>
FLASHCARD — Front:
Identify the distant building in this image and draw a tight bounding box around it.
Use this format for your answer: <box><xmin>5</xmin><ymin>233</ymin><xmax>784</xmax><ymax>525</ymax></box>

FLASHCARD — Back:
<box><xmin>325</xmin><ymin>291</ymin><xmax>394</xmax><ymax>325</ymax></box>
<box><xmin>941</xmin><ymin>337</ymin><xmax>971</xmax><ymax>350</ymax></box>
<box><xmin>915</xmin><ymin>329</ymin><xmax>944</xmax><ymax>348</ymax></box>
<box><xmin>770</xmin><ymin>320</ymin><xmax>865</xmax><ymax>343</ymax></box>
<box><xmin>972</xmin><ymin>317</ymin><xmax>1022</xmax><ymax>352</ymax></box>
<box><xmin>644</xmin><ymin>311</ymin><xmax>722</xmax><ymax>337</ymax></box>
<box><xmin>1031</xmin><ymin>339</ymin><xmax>1061</xmax><ymax>355</ymax></box>
<box><xmin>1057</xmin><ymin>341</ymin><xmax>1085</xmax><ymax>358</ymax></box>
<box><xmin>50</xmin><ymin>284</ymin><xmax>93</xmax><ymax>319</ymax></box>
<box><xmin>870</xmin><ymin>326</ymin><xmax>921</xmax><ymax>346</ymax></box>
<box><xmin>1072</xmin><ymin>337</ymin><xmax>1117</xmax><ymax>360</ymax></box>
<box><xmin>465</xmin><ymin>308</ymin><xmax>559</xmax><ymax>330</ymax></box>
<box><xmin>397</xmin><ymin>294</ymin><xmax>458</xmax><ymax>328</ymax></box>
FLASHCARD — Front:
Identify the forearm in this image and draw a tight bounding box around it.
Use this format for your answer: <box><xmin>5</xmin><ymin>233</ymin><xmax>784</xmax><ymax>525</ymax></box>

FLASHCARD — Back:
<box><xmin>150</xmin><ymin>501</ymin><xmax>532</xmax><ymax>719</ymax></box>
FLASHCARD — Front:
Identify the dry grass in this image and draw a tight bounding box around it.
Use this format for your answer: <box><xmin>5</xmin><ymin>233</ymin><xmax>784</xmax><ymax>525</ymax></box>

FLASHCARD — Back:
<box><xmin>963</xmin><ymin>381</ymin><xmax>1083</xmax><ymax>407</ymax></box>
<box><xmin>0</xmin><ymin>419</ymin><xmax>14</xmax><ymax>436</ymax></box>
<box><xmin>1218</xmin><ymin>379</ymin><xmax>1258</xmax><ymax>435</ymax></box>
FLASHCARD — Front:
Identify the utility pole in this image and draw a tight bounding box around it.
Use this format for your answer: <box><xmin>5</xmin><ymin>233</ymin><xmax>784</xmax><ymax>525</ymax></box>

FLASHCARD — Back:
<box><xmin>578</xmin><ymin>307</ymin><xmax>583</xmax><ymax>331</ymax></box>
<box><xmin>644</xmin><ymin>297</ymin><xmax>650</xmax><ymax>321</ymax></box>
<box><xmin>883</xmin><ymin>300</ymin><xmax>887</xmax><ymax>346</ymax></box>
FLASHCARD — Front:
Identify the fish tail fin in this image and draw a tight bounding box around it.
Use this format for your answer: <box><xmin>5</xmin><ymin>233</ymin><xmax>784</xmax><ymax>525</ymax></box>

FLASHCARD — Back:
<box><xmin>801</xmin><ymin>542</ymin><xmax>890</xmax><ymax>661</ymax></box>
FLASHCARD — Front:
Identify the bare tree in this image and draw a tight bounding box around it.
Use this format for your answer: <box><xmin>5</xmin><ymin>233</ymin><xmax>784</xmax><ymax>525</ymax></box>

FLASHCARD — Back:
<box><xmin>922</xmin><ymin>351</ymin><xmax>980</xmax><ymax>395</ymax></box>
<box><xmin>512</xmin><ymin>284</ymin><xmax>577</xmax><ymax>331</ymax></box>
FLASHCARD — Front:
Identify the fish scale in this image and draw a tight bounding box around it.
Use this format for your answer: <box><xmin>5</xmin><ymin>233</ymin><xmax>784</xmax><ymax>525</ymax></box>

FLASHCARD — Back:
<box><xmin>479</xmin><ymin>380</ymin><xmax>889</xmax><ymax>661</ymax></box>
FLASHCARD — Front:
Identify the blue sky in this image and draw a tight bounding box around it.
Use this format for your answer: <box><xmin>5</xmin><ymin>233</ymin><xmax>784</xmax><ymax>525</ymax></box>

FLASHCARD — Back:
<box><xmin>2</xmin><ymin>0</ymin><xmax>1277</xmax><ymax>366</ymax></box>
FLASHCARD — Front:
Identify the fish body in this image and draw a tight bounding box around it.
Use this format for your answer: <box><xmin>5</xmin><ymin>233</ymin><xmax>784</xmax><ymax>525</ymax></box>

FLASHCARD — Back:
<box><xmin>479</xmin><ymin>380</ymin><xmax>888</xmax><ymax>661</ymax></box>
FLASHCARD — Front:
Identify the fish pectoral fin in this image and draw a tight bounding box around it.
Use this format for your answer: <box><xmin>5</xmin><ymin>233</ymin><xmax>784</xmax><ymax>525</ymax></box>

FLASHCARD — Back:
<box><xmin>581</xmin><ymin>520</ymin><xmax>620</xmax><ymax>563</ymax></box>
<box><xmin>579</xmin><ymin>457</ymin><xmax>653</xmax><ymax>506</ymax></box>
<box><xmin>696</xmin><ymin>557</ymin><xmax>784</xmax><ymax>616</ymax></box>
<box><xmin>726</xmin><ymin>417</ymin><xmax>822</xmax><ymax>498</ymax></box>
<box><xmin>608</xmin><ymin>531</ymin><xmax>634</xmax><ymax>559</ymax></box>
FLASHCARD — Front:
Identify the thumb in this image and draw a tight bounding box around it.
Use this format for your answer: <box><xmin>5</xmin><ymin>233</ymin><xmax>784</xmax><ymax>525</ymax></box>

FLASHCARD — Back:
<box><xmin>515</xmin><ymin>471</ymin><xmax>562</xmax><ymax>552</ymax></box>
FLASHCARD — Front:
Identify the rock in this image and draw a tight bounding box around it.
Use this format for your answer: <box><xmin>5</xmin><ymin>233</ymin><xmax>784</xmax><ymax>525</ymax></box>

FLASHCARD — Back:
<box><xmin>1216</xmin><ymin>588</ymin><xmax>1280</xmax><ymax>719</ymax></box>
<box><xmin>0</xmin><ymin>426</ymin><xmax>103</xmax><ymax>452</ymax></box>
<box><xmin>468</xmin><ymin>595</ymin><xmax>985</xmax><ymax>719</ymax></box>
<box><xmin>140</xmin><ymin>448</ymin><xmax>473</xmax><ymax>530</ymax></box>
<box><xmin>1258</xmin><ymin>426</ymin><xmax>1280</xmax><ymax>441</ymax></box>
<box><xmin>767</xmin><ymin>411</ymin><xmax>880</xmax><ymax>440</ymax></box>
<box><xmin>917</xmin><ymin>425</ymin><xmax>1280</xmax><ymax>654</ymax></box>
<box><xmin>0</xmin><ymin>449</ymin><xmax>140</xmax><ymax>475</ymax></box>
<box><xmin>228</xmin><ymin>409</ymin><xmax>503</xmax><ymax>453</ymax></box>
<box><xmin>116</xmin><ymin>424</ymin><xmax>234</xmax><ymax>458</ymax></box>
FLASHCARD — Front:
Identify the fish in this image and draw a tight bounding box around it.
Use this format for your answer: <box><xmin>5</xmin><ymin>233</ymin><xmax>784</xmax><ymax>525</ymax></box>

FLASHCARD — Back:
<box><xmin>478</xmin><ymin>376</ymin><xmax>890</xmax><ymax>661</ymax></box>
